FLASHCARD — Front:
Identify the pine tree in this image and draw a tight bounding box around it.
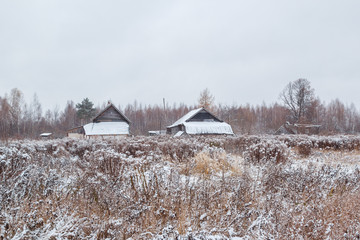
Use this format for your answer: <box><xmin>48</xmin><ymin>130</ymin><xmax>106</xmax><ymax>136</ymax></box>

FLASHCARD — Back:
<box><xmin>76</xmin><ymin>98</ymin><xmax>96</xmax><ymax>124</ymax></box>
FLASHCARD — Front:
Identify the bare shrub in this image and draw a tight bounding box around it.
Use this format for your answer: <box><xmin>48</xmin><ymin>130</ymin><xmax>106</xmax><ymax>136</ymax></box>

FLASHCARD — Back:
<box><xmin>279</xmin><ymin>135</ymin><xmax>360</xmax><ymax>152</ymax></box>
<box><xmin>192</xmin><ymin>151</ymin><xmax>233</xmax><ymax>178</ymax></box>
<box><xmin>244</xmin><ymin>139</ymin><xmax>289</xmax><ymax>164</ymax></box>
<box><xmin>1</xmin><ymin>136</ymin><xmax>360</xmax><ymax>239</ymax></box>
<box><xmin>297</xmin><ymin>140</ymin><xmax>313</xmax><ymax>157</ymax></box>
<box><xmin>218</xmin><ymin>135</ymin><xmax>262</xmax><ymax>155</ymax></box>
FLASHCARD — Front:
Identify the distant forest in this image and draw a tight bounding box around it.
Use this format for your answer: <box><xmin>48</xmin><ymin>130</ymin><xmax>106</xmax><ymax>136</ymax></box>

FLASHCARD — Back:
<box><xmin>1</xmin><ymin>79</ymin><xmax>360</xmax><ymax>139</ymax></box>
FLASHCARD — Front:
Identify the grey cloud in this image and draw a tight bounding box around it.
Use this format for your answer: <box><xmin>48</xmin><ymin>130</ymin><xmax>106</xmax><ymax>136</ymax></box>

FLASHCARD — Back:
<box><xmin>1</xmin><ymin>0</ymin><xmax>360</xmax><ymax>110</ymax></box>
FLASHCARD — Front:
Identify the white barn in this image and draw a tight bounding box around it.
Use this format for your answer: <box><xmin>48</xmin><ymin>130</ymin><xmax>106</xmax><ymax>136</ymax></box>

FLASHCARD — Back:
<box><xmin>167</xmin><ymin>107</ymin><xmax>234</xmax><ymax>136</ymax></box>
<box><xmin>67</xmin><ymin>103</ymin><xmax>130</xmax><ymax>139</ymax></box>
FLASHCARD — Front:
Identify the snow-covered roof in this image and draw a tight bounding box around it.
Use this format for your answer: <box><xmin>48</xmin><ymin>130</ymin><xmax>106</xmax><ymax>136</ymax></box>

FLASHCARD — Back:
<box><xmin>167</xmin><ymin>108</ymin><xmax>204</xmax><ymax>128</ymax></box>
<box><xmin>167</xmin><ymin>107</ymin><xmax>234</xmax><ymax>135</ymax></box>
<box><xmin>173</xmin><ymin>131</ymin><xmax>185</xmax><ymax>137</ymax></box>
<box><xmin>148</xmin><ymin>130</ymin><xmax>166</xmax><ymax>135</ymax></box>
<box><xmin>40</xmin><ymin>133</ymin><xmax>52</xmax><ymax>137</ymax></box>
<box><xmin>83</xmin><ymin>122</ymin><xmax>129</xmax><ymax>136</ymax></box>
<box><xmin>183</xmin><ymin>122</ymin><xmax>233</xmax><ymax>135</ymax></box>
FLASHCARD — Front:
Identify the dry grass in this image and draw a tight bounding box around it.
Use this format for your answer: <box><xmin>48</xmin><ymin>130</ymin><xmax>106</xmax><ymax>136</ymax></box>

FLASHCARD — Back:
<box><xmin>192</xmin><ymin>151</ymin><xmax>241</xmax><ymax>178</ymax></box>
<box><xmin>1</xmin><ymin>136</ymin><xmax>359</xmax><ymax>239</ymax></box>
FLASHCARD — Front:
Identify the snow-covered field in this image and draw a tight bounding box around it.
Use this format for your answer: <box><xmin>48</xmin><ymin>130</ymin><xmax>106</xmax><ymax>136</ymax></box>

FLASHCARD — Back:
<box><xmin>0</xmin><ymin>135</ymin><xmax>359</xmax><ymax>239</ymax></box>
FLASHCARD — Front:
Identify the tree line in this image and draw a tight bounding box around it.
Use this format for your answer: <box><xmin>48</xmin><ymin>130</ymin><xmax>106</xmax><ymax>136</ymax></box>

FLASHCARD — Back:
<box><xmin>1</xmin><ymin>79</ymin><xmax>360</xmax><ymax>139</ymax></box>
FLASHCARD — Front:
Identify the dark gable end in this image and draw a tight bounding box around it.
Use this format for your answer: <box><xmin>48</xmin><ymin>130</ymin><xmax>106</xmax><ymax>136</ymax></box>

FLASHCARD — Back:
<box><xmin>187</xmin><ymin>108</ymin><xmax>222</xmax><ymax>122</ymax></box>
<box><xmin>93</xmin><ymin>104</ymin><xmax>130</xmax><ymax>124</ymax></box>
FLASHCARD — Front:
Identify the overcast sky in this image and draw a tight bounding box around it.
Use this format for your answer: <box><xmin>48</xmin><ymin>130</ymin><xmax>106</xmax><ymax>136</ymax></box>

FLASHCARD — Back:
<box><xmin>1</xmin><ymin>0</ymin><xmax>360</xmax><ymax>111</ymax></box>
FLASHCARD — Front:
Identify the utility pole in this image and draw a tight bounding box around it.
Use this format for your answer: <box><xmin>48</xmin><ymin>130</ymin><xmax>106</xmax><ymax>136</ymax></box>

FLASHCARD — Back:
<box><xmin>159</xmin><ymin>98</ymin><xmax>166</xmax><ymax>133</ymax></box>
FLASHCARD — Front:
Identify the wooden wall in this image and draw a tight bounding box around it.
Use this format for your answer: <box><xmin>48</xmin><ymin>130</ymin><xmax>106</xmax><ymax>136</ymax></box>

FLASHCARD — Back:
<box><xmin>187</xmin><ymin>110</ymin><xmax>221</xmax><ymax>122</ymax></box>
<box><xmin>94</xmin><ymin>106</ymin><xmax>128</xmax><ymax>123</ymax></box>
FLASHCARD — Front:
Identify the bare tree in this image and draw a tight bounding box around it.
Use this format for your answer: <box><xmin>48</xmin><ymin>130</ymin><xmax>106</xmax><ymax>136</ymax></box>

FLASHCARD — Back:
<box><xmin>198</xmin><ymin>88</ymin><xmax>215</xmax><ymax>110</ymax></box>
<box><xmin>31</xmin><ymin>93</ymin><xmax>42</xmax><ymax>123</ymax></box>
<box><xmin>8</xmin><ymin>88</ymin><xmax>24</xmax><ymax>135</ymax></box>
<box><xmin>0</xmin><ymin>97</ymin><xmax>11</xmax><ymax>139</ymax></box>
<box><xmin>29</xmin><ymin>93</ymin><xmax>43</xmax><ymax>137</ymax></box>
<box><xmin>60</xmin><ymin>101</ymin><xmax>78</xmax><ymax>130</ymax></box>
<box><xmin>280</xmin><ymin>79</ymin><xmax>315</xmax><ymax>123</ymax></box>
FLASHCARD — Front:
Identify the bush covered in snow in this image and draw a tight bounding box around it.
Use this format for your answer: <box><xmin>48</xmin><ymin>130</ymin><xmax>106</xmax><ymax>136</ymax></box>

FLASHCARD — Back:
<box><xmin>243</xmin><ymin>139</ymin><xmax>289</xmax><ymax>164</ymax></box>
<box><xmin>0</xmin><ymin>135</ymin><xmax>360</xmax><ymax>239</ymax></box>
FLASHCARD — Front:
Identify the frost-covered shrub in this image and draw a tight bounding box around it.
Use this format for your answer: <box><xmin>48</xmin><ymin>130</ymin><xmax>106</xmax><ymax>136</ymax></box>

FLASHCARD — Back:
<box><xmin>219</xmin><ymin>135</ymin><xmax>262</xmax><ymax>155</ymax></box>
<box><xmin>244</xmin><ymin>139</ymin><xmax>289</xmax><ymax>164</ymax></box>
<box><xmin>158</xmin><ymin>139</ymin><xmax>202</xmax><ymax>162</ymax></box>
<box><xmin>297</xmin><ymin>140</ymin><xmax>313</xmax><ymax>157</ymax></box>
<box><xmin>66</xmin><ymin>139</ymin><xmax>93</xmax><ymax>157</ymax></box>
<box><xmin>1</xmin><ymin>136</ymin><xmax>360</xmax><ymax>239</ymax></box>
<box><xmin>192</xmin><ymin>151</ymin><xmax>233</xmax><ymax>177</ymax></box>
<box><xmin>276</xmin><ymin>134</ymin><xmax>360</xmax><ymax>152</ymax></box>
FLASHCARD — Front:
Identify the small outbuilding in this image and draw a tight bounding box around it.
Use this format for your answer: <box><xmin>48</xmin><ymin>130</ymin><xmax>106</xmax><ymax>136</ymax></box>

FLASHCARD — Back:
<box><xmin>167</xmin><ymin>107</ymin><xmax>234</xmax><ymax>136</ymax></box>
<box><xmin>40</xmin><ymin>133</ymin><xmax>52</xmax><ymax>138</ymax></box>
<box><xmin>67</xmin><ymin>103</ymin><xmax>131</xmax><ymax>139</ymax></box>
<box><xmin>148</xmin><ymin>130</ymin><xmax>167</xmax><ymax>136</ymax></box>
<box><xmin>275</xmin><ymin>122</ymin><xmax>321</xmax><ymax>135</ymax></box>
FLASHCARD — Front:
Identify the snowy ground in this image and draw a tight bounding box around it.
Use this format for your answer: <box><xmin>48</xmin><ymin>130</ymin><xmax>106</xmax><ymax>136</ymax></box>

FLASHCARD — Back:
<box><xmin>0</xmin><ymin>135</ymin><xmax>359</xmax><ymax>239</ymax></box>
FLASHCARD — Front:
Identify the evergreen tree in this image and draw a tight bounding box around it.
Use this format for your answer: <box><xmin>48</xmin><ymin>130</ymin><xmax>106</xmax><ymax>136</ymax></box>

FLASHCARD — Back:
<box><xmin>76</xmin><ymin>98</ymin><xmax>96</xmax><ymax>124</ymax></box>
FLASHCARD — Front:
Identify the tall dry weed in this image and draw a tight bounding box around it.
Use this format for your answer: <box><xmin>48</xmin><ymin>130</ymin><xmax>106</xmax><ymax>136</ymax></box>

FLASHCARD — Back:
<box><xmin>192</xmin><ymin>151</ymin><xmax>240</xmax><ymax>178</ymax></box>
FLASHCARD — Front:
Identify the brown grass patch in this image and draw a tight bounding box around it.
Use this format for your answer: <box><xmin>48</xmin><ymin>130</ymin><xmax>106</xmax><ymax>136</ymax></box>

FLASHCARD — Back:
<box><xmin>192</xmin><ymin>151</ymin><xmax>241</xmax><ymax>178</ymax></box>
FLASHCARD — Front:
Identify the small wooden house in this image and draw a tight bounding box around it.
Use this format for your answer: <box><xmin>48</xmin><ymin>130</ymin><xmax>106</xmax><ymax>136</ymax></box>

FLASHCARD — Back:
<box><xmin>167</xmin><ymin>107</ymin><xmax>234</xmax><ymax>136</ymax></box>
<box><xmin>67</xmin><ymin>103</ymin><xmax>131</xmax><ymax>139</ymax></box>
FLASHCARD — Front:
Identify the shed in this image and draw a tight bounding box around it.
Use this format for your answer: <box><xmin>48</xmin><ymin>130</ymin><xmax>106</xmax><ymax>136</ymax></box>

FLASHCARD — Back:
<box><xmin>40</xmin><ymin>133</ymin><xmax>52</xmax><ymax>138</ymax></box>
<box><xmin>275</xmin><ymin>122</ymin><xmax>321</xmax><ymax>135</ymax></box>
<box><xmin>167</xmin><ymin>107</ymin><xmax>234</xmax><ymax>136</ymax></box>
<box><xmin>148</xmin><ymin>130</ymin><xmax>167</xmax><ymax>136</ymax></box>
<box><xmin>67</xmin><ymin>126</ymin><xmax>85</xmax><ymax>139</ymax></box>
